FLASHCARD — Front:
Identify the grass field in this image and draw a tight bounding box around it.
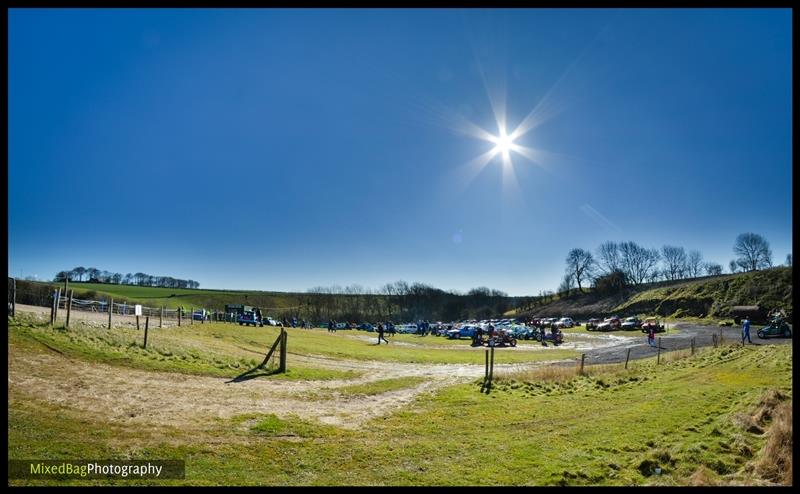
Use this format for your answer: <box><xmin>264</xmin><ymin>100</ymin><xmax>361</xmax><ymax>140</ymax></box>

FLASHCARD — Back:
<box><xmin>7</xmin><ymin>311</ymin><xmax>792</xmax><ymax>486</ymax></box>
<box><xmin>33</xmin><ymin>281</ymin><xmax>301</xmax><ymax>312</ymax></box>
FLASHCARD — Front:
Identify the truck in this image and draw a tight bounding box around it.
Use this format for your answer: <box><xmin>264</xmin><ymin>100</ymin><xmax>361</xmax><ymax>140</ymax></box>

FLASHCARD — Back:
<box><xmin>238</xmin><ymin>310</ymin><xmax>264</xmax><ymax>327</ymax></box>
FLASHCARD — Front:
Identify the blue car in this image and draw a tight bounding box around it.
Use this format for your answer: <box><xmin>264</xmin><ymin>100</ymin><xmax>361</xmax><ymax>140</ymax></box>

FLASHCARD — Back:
<box><xmin>446</xmin><ymin>325</ymin><xmax>478</xmax><ymax>339</ymax></box>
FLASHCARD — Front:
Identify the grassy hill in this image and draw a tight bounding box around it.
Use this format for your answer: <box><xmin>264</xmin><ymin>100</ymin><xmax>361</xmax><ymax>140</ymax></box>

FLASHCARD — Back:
<box><xmin>513</xmin><ymin>267</ymin><xmax>793</xmax><ymax>322</ymax></box>
<box><xmin>20</xmin><ymin>281</ymin><xmax>303</xmax><ymax>312</ymax></box>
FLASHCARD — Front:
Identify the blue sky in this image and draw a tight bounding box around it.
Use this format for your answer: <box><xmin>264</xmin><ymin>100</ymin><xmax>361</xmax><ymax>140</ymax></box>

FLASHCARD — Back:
<box><xmin>8</xmin><ymin>9</ymin><xmax>792</xmax><ymax>296</ymax></box>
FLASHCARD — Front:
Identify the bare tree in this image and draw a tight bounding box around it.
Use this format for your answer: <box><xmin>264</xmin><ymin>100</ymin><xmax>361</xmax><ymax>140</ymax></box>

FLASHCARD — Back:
<box><xmin>729</xmin><ymin>260</ymin><xmax>738</xmax><ymax>274</ymax></box>
<box><xmin>558</xmin><ymin>273</ymin><xmax>575</xmax><ymax>294</ymax></box>
<box><xmin>661</xmin><ymin>245</ymin><xmax>687</xmax><ymax>280</ymax></box>
<box><xmin>619</xmin><ymin>241</ymin><xmax>660</xmax><ymax>285</ymax></box>
<box><xmin>123</xmin><ymin>273</ymin><xmax>133</xmax><ymax>285</ymax></box>
<box><xmin>565</xmin><ymin>248</ymin><xmax>596</xmax><ymax>292</ymax></box>
<box><xmin>686</xmin><ymin>250</ymin><xmax>704</xmax><ymax>278</ymax></box>
<box><xmin>596</xmin><ymin>241</ymin><xmax>621</xmax><ymax>275</ymax></box>
<box><xmin>733</xmin><ymin>233</ymin><xmax>772</xmax><ymax>271</ymax></box>
<box><xmin>111</xmin><ymin>273</ymin><xmax>123</xmax><ymax>284</ymax></box>
<box><xmin>704</xmin><ymin>262</ymin><xmax>723</xmax><ymax>276</ymax></box>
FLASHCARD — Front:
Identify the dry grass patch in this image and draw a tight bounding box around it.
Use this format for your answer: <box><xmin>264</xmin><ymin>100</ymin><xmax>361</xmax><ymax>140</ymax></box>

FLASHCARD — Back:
<box><xmin>753</xmin><ymin>400</ymin><xmax>792</xmax><ymax>485</ymax></box>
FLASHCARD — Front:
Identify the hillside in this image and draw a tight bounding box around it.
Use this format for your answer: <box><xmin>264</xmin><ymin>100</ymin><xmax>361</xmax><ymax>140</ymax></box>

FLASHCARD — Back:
<box><xmin>25</xmin><ymin>281</ymin><xmax>302</xmax><ymax>312</ymax></box>
<box><xmin>516</xmin><ymin>267</ymin><xmax>793</xmax><ymax>322</ymax></box>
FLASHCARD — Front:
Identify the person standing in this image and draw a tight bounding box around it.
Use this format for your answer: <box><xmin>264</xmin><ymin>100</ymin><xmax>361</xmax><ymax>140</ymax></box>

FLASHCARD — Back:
<box><xmin>377</xmin><ymin>323</ymin><xmax>389</xmax><ymax>344</ymax></box>
<box><xmin>742</xmin><ymin>315</ymin><xmax>752</xmax><ymax>344</ymax></box>
<box><xmin>328</xmin><ymin>319</ymin><xmax>333</xmax><ymax>333</ymax></box>
<box><xmin>647</xmin><ymin>324</ymin><xmax>656</xmax><ymax>347</ymax></box>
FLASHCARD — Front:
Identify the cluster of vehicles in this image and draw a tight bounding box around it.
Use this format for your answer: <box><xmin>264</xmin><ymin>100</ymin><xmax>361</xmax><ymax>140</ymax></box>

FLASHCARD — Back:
<box><xmin>237</xmin><ymin>310</ymin><xmax>285</xmax><ymax>327</ymax></box>
<box><xmin>585</xmin><ymin>316</ymin><xmax>665</xmax><ymax>333</ymax></box>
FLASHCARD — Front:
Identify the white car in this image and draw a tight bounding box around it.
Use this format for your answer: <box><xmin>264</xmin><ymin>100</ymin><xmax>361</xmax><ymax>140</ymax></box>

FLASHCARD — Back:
<box><xmin>395</xmin><ymin>323</ymin><xmax>419</xmax><ymax>334</ymax></box>
<box><xmin>555</xmin><ymin>317</ymin><xmax>575</xmax><ymax>328</ymax></box>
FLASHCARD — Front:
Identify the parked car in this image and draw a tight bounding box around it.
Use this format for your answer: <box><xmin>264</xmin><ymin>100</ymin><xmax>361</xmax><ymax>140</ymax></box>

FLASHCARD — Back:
<box><xmin>555</xmin><ymin>317</ymin><xmax>575</xmax><ymax>328</ymax></box>
<box><xmin>596</xmin><ymin>316</ymin><xmax>621</xmax><ymax>331</ymax></box>
<box><xmin>396</xmin><ymin>323</ymin><xmax>419</xmax><ymax>334</ymax></box>
<box><xmin>506</xmin><ymin>325</ymin><xmax>532</xmax><ymax>340</ymax></box>
<box><xmin>641</xmin><ymin>317</ymin><xmax>665</xmax><ymax>333</ymax></box>
<box><xmin>357</xmin><ymin>323</ymin><xmax>375</xmax><ymax>332</ymax></box>
<box><xmin>585</xmin><ymin>318</ymin><xmax>602</xmax><ymax>330</ymax></box>
<box><xmin>446</xmin><ymin>325</ymin><xmax>479</xmax><ymax>339</ymax></box>
<box><xmin>621</xmin><ymin>317</ymin><xmax>643</xmax><ymax>330</ymax></box>
<box><xmin>238</xmin><ymin>311</ymin><xmax>263</xmax><ymax>327</ymax></box>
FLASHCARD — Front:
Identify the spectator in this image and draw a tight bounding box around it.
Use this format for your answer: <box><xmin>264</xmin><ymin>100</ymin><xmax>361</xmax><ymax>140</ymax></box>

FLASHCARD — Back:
<box><xmin>742</xmin><ymin>315</ymin><xmax>752</xmax><ymax>345</ymax></box>
<box><xmin>377</xmin><ymin>323</ymin><xmax>389</xmax><ymax>344</ymax></box>
<box><xmin>647</xmin><ymin>324</ymin><xmax>656</xmax><ymax>347</ymax></box>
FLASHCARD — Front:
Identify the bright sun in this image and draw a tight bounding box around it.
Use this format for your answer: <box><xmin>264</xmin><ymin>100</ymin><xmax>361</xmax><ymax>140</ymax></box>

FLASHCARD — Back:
<box><xmin>490</xmin><ymin>130</ymin><xmax>516</xmax><ymax>157</ymax></box>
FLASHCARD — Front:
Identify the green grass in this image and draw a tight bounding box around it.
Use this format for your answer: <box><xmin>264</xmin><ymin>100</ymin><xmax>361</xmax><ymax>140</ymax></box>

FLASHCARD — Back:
<box><xmin>8</xmin><ymin>315</ymin><xmax>360</xmax><ymax>381</ymax></box>
<box><xmin>612</xmin><ymin>267</ymin><xmax>793</xmax><ymax>319</ymax></box>
<box><xmin>8</xmin><ymin>342</ymin><xmax>791</xmax><ymax>486</ymax></box>
<box><xmin>32</xmin><ymin>281</ymin><xmax>303</xmax><ymax>312</ymax></box>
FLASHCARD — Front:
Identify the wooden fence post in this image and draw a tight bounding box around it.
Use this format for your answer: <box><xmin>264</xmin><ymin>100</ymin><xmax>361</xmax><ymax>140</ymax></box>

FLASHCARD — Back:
<box><xmin>625</xmin><ymin>347</ymin><xmax>631</xmax><ymax>369</ymax></box>
<box><xmin>488</xmin><ymin>346</ymin><xmax>495</xmax><ymax>391</ymax></box>
<box><xmin>65</xmin><ymin>289</ymin><xmax>73</xmax><ymax>328</ymax></box>
<box><xmin>143</xmin><ymin>316</ymin><xmax>149</xmax><ymax>348</ymax></box>
<box><xmin>190</xmin><ymin>307</ymin><xmax>194</xmax><ymax>325</ymax></box>
<box><xmin>279</xmin><ymin>328</ymin><xmax>287</xmax><ymax>372</ymax></box>
<box><xmin>54</xmin><ymin>288</ymin><xmax>60</xmax><ymax>322</ymax></box>
<box><xmin>50</xmin><ymin>289</ymin><xmax>57</xmax><ymax>325</ymax></box>
<box><xmin>580</xmin><ymin>353</ymin><xmax>586</xmax><ymax>375</ymax></box>
<box><xmin>485</xmin><ymin>349</ymin><xmax>489</xmax><ymax>387</ymax></box>
<box><xmin>160</xmin><ymin>306</ymin><xmax>163</xmax><ymax>328</ymax></box>
<box><xmin>136</xmin><ymin>315</ymin><xmax>140</xmax><ymax>331</ymax></box>
<box><xmin>11</xmin><ymin>278</ymin><xmax>16</xmax><ymax>318</ymax></box>
<box><xmin>178</xmin><ymin>309</ymin><xmax>181</xmax><ymax>326</ymax></box>
<box><xmin>657</xmin><ymin>337</ymin><xmax>661</xmax><ymax>364</ymax></box>
<box><xmin>201</xmin><ymin>309</ymin><xmax>204</xmax><ymax>324</ymax></box>
<box><xmin>108</xmin><ymin>298</ymin><xmax>113</xmax><ymax>329</ymax></box>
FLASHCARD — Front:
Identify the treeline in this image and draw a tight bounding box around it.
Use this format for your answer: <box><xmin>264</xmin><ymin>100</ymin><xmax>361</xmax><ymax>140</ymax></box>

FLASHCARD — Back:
<box><xmin>298</xmin><ymin>281</ymin><xmax>521</xmax><ymax>323</ymax></box>
<box><xmin>559</xmin><ymin>232</ymin><xmax>777</xmax><ymax>296</ymax></box>
<box><xmin>54</xmin><ymin>267</ymin><xmax>199</xmax><ymax>289</ymax></box>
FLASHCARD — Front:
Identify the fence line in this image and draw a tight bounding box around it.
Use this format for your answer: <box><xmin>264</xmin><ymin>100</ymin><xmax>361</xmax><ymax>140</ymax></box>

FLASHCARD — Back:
<box><xmin>9</xmin><ymin>283</ymin><xmax>241</xmax><ymax>325</ymax></box>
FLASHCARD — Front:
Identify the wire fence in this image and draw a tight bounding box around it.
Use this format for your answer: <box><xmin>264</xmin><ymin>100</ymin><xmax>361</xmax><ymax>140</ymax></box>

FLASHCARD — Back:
<box><xmin>7</xmin><ymin>278</ymin><xmax>247</xmax><ymax>327</ymax></box>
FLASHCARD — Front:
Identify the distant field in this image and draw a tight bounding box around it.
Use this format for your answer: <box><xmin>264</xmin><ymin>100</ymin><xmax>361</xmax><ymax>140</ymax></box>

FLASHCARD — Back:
<box><xmin>34</xmin><ymin>281</ymin><xmax>299</xmax><ymax>311</ymax></box>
